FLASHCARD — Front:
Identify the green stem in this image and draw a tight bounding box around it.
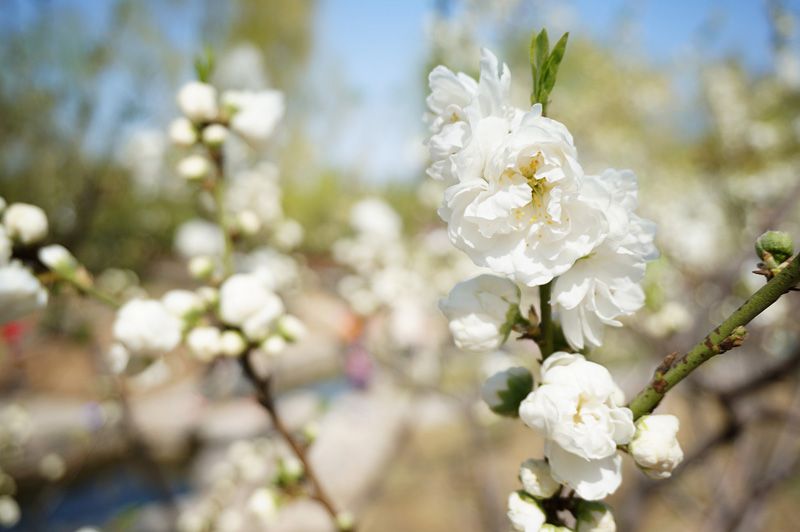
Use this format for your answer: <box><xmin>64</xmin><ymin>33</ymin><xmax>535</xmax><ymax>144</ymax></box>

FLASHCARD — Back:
<box><xmin>629</xmin><ymin>255</ymin><xmax>800</xmax><ymax>419</ymax></box>
<box><xmin>209</xmin><ymin>149</ymin><xmax>234</xmax><ymax>277</ymax></box>
<box><xmin>539</xmin><ymin>281</ymin><xmax>555</xmax><ymax>359</ymax></box>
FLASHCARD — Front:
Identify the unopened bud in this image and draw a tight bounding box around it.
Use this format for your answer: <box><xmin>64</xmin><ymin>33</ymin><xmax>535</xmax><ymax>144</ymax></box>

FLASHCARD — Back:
<box><xmin>38</xmin><ymin>244</ymin><xmax>77</xmax><ymax>274</ymax></box>
<box><xmin>481</xmin><ymin>367</ymin><xmax>533</xmax><ymax>417</ymax></box>
<box><xmin>755</xmin><ymin>230</ymin><xmax>793</xmax><ymax>264</ymax></box>
<box><xmin>177</xmin><ymin>154</ymin><xmax>210</xmax><ymax>181</ymax></box>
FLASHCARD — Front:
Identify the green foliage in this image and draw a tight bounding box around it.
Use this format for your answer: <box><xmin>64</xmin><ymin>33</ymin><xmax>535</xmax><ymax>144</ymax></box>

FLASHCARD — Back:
<box><xmin>529</xmin><ymin>29</ymin><xmax>569</xmax><ymax>113</ymax></box>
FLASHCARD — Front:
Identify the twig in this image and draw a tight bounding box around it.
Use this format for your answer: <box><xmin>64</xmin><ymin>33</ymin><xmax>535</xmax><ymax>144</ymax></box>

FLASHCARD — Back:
<box><xmin>239</xmin><ymin>350</ymin><xmax>351</xmax><ymax>530</ymax></box>
<box><xmin>628</xmin><ymin>254</ymin><xmax>800</xmax><ymax>419</ymax></box>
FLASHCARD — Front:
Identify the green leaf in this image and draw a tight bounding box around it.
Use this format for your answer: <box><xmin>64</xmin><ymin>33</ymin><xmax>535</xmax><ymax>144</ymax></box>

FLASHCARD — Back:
<box><xmin>193</xmin><ymin>46</ymin><xmax>216</xmax><ymax>83</ymax></box>
<box><xmin>529</xmin><ymin>29</ymin><xmax>550</xmax><ymax>105</ymax></box>
<box><xmin>540</xmin><ymin>32</ymin><xmax>569</xmax><ymax>96</ymax></box>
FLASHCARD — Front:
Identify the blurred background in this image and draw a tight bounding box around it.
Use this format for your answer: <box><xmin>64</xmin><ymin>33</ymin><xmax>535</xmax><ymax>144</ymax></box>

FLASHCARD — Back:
<box><xmin>1</xmin><ymin>0</ymin><xmax>800</xmax><ymax>530</ymax></box>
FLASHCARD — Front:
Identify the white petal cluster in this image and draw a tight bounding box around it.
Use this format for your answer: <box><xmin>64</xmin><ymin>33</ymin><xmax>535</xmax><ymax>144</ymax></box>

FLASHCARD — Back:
<box><xmin>426</xmin><ymin>50</ymin><xmax>658</xmax><ymax>349</ymax></box>
<box><xmin>112</xmin><ymin>299</ymin><xmax>182</xmax><ymax>357</ymax></box>
<box><xmin>519</xmin><ymin>459</ymin><xmax>560</xmax><ymax>499</ymax></box>
<box><xmin>439</xmin><ymin>274</ymin><xmax>520</xmax><ymax>352</ymax></box>
<box><xmin>177</xmin><ymin>81</ymin><xmax>218</xmax><ymax>123</ymax></box>
<box><xmin>519</xmin><ymin>353</ymin><xmax>634</xmax><ymax>500</ymax></box>
<box><xmin>553</xmin><ymin>169</ymin><xmax>657</xmax><ymax>349</ymax></box>
<box><xmin>223</xmin><ymin>89</ymin><xmax>285</xmax><ymax>144</ymax></box>
<box><xmin>3</xmin><ymin>203</ymin><xmax>48</xmax><ymax>245</ymax></box>
<box><xmin>507</xmin><ymin>491</ymin><xmax>546</xmax><ymax>532</ymax></box>
<box><xmin>426</xmin><ymin>49</ymin><xmax>606</xmax><ymax>287</ymax></box>
<box><xmin>219</xmin><ymin>273</ymin><xmax>285</xmax><ymax>341</ymax></box>
<box><xmin>0</xmin><ymin>261</ymin><xmax>48</xmax><ymax>325</ymax></box>
<box><xmin>629</xmin><ymin>414</ymin><xmax>684</xmax><ymax>479</ymax></box>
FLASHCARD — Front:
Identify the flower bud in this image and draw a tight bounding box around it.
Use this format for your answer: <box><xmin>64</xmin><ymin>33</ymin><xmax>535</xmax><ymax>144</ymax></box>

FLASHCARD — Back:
<box><xmin>188</xmin><ymin>256</ymin><xmax>215</xmax><ymax>280</ymax></box>
<box><xmin>439</xmin><ymin>274</ymin><xmax>521</xmax><ymax>352</ymax></box>
<box><xmin>38</xmin><ymin>244</ymin><xmax>77</xmax><ymax>274</ymax></box>
<box><xmin>202</xmin><ymin>124</ymin><xmax>228</xmax><ymax>147</ymax></box>
<box><xmin>481</xmin><ymin>367</ymin><xmax>533</xmax><ymax>417</ymax></box>
<box><xmin>755</xmin><ymin>230</ymin><xmax>793</xmax><ymax>264</ymax></box>
<box><xmin>3</xmin><ymin>203</ymin><xmax>48</xmax><ymax>245</ymax></box>
<box><xmin>261</xmin><ymin>335</ymin><xmax>287</xmax><ymax>356</ymax></box>
<box><xmin>507</xmin><ymin>491</ymin><xmax>546</xmax><ymax>532</ymax></box>
<box><xmin>629</xmin><ymin>414</ymin><xmax>684</xmax><ymax>479</ymax></box>
<box><xmin>168</xmin><ymin>117</ymin><xmax>197</xmax><ymax>147</ymax></box>
<box><xmin>162</xmin><ymin>289</ymin><xmax>204</xmax><ymax>321</ymax></box>
<box><xmin>519</xmin><ymin>458</ymin><xmax>560</xmax><ymax>498</ymax></box>
<box><xmin>275</xmin><ymin>456</ymin><xmax>304</xmax><ymax>486</ymax></box>
<box><xmin>177</xmin><ymin>81</ymin><xmax>218</xmax><ymax>122</ymax></box>
<box><xmin>576</xmin><ymin>501</ymin><xmax>616</xmax><ymax>532</ymax></box>
<box><xmin>335</xmin><ymin>511</ymin><xmax>355</xmax><ymax>531</ymax></box>
<box><xmin>186</xmin><ymin>326</ymin><xmax>222</xmax><ymax>362</ymax></box>
<box><xmin>247</xmin><ymin>487</ymin><xmax>278</xmax><ymax>524</ymax></box>
<box><xmin>177</xmin><ymin>155</ymin><xmax>211</xmax><ymax>181</ymax></box>
<box><xmin>236</xmin><ymin>210</ymin><xmax>262</xmax><ymax>236</ymax></box>
<box><xmin>277</xmin><ymin>314</ymin><xmax>306</xmax><ymax>342</ymax></box>
<box><xmin>196</xmin><ymin>286</ymin><xmax>219</xmax><ymax>307</ymax></box>
<box><xmin>219</xmin><ymin>330</ymin><xmax>247</xmax><ymax>357</ymax></box>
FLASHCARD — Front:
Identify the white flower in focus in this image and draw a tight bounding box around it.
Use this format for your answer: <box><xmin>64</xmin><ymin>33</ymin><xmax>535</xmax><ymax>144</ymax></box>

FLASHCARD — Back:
<box><xmin>439</xmin><ymin>274</ymin><xmax>520</xmax><ymax>352</ymax></box>
<box><xmin>0</xmin><ymin>496</ymin><xmax>20</xmax><ymax>528</ymax></box>
<box><xmin>519</xmin><ymin>458</ymin><xmax>560</xmax><ymax>499</ymax></box>
<box><xmin>113</xmin><ymin>299</ymin><xmax>182</xmax><ymax>356</ymax></box>
<box><xmin>350</xmin><ymin>198</ymin><xmax>402</xmax><ymax>240</ymax></box>
<box><xmin>218</xmin><ymin>273</ymin><xmax>284</xmax><ymax>341</ymax></box>
<box><xmin>481</xmin><ymin>366</ymin><xmax>533</xmax><ymax>417</ymax></box>
<box><xmin>177</xmin><ymin>81</ymin><xmax>218</xmax><ymax>122</ymax></box>
<box><xmin>519</xmin><ymin>352</ymin><xmax>634</xmax><ymax>500</ymax></box>
<box><xmin>629</xmin><ymin>415</ymin><xmax>684</xmax><ymax>479</ymax></box>
<box><xmin>162</xmin><ymin>289</ymin><xmax>204</xmax><ymax>320</ymax></box>
<box><xmin>220</xmin><ymin>330</ymin><xmax>247</xmax><ymax>357</ymax></box>
<box><xmin>38</xmin><ymin>245</ymin><xmax>77</xmax><ymax>273</ymax></box>
<box><xmin>169</xmin><ymin>117</ymin><xmax>197</xmax><ymax>146</ymax></box>
<box><xmin>3</xmin><ymin>203</ymin><xmax>48</xmax><ymax>245</ymax></box>
<box><xmin>440</xmin><ymin>105</ymin><xmax>605</xmax><ymax>287</ymax></box>
<box><xmin>223</xmin><ymin>89</ymin><xmax>285</xmax><ymax>144</ymax></box>
<box><xmin>186</xmin><ymin>326</ymin><xmax>222</xmax><ymax>362</ymax></box>
<box><xmin>174</xmin><ymin>219</ymin><xmax>225</xmax><ymax>258</ymax></box>
<box><xmin>576</xmin><ymin>501</ymin><xmax>617</xmax><ymax>532</ymax></box>
<box><xmin>177</xmin><ymin>154</ymin><xmax>211</xmax><ymax>181</ymax></box>
<box><xmin>202</xmin><ymin>124</ymin><xmax>228</xmax><ymax>146</ymax></box>
<box><xmin>507</xmin><ymin>491</ymin><xmax>546</xmax><ymax>532</ymax></box>
<box><xmin>553</xmin><ymin>169</ymin><xmax>657</xmax><ymax>349</ymax></box>
<box><xmin>0</xmin><ymin>262</ymin><xmax>48</xmax><ymax>324</ymax></box>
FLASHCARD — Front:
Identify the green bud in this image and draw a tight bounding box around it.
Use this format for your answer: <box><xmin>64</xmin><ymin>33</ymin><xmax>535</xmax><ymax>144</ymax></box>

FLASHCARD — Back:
<box><xmin>755</xmin><ymin>231</ymin><xmax>793</xmax><ymax>264</ymax></box>
<box><xmin>575</xmin><ymin>500</ymin><xmax>616</xmax><ymax>532</ymax></box>
<box><xmin>481</xmin><ymin>367</ymin><xmax>534</xmax><ymax>417</ymax></box>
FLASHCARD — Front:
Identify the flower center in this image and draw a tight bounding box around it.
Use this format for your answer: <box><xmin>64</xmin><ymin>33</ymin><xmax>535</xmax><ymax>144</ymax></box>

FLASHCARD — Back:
<box><xmin>518</xmin><ymin>154</ymin><xmax>553</xmax><ymax>224</ymax></box>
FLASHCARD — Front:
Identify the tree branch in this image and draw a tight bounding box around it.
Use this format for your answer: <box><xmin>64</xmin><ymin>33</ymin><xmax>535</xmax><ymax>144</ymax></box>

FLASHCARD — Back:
<box><xmin>629</xmin><ymin>254</ymin><xmax>800</xmax><ymax>419</ymax></box>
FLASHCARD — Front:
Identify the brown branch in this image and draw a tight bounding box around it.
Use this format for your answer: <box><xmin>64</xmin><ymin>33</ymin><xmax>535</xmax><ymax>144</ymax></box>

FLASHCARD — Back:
<box><xmin>239</xmin><ymin>350</ymin><xmax>352</xmax><ymax>530</ymax></box>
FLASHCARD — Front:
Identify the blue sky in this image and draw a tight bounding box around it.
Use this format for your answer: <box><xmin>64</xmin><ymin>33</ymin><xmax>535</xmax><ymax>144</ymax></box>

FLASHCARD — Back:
<box><xmin>309</xmin><ymin>0</ymin><xmax>779</xmax><ymax>180</ymax></box>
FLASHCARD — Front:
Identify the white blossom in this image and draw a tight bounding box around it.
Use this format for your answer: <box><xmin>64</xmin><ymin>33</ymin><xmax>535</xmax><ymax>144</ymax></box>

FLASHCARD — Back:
<box><xmin>3</xmin><ymin>203</ymin><xmax>48</xmax><ymax>245</ymax></box>
<box><xmin>272</xmin><ymin>218</ymin><xmax>304</xmax><ymax>249</ymax></box>
<box><xmin>162</xmin><ymin>289</ymin><xmax>204</xmax><ymax>320</ymax></box>
<box><xmin>507</xmin><ymin>491</ymin><xmax>546</xmax><ymax>532</ymax></box>
<box><xmin>174</xmin><ymin>219</ymin><xmax>225</xmax><ymax>258</ymax></box>
<box><xmin>552</xmin><ymin>169</ymin><xmax>657</xmax><ymax>349</ymax></box>
<box><xmin>519</xmin><ymin>352</ymin><xmax>634</xmax><ymax>500</ymax></box>
<box><xmin>186</xmin><ymin>326</ymin><xmax>222</xmax><ymax>362</ymax></box>
<box><xmin>202</xmin><ymin>124</ymin><xmax>228</xmax><ymax>146</ymax></box>
<box><xmin>177</xmin><ymin>81</ymin><xmax>218</xmax><ymax>122</ymax></box>
<box><xmin>248</xmin><ymin>487</ymin><xmax>278</xmax><ymax>524</ymax></box>
<box><xmin>519</xmin><ymin>458</ymin><xmax>561</xmax><ymax>499</ymax></box>
<box><xmin>0</xmin><ymin>262</ymin><xmax>48</xmax><ymax>324</ymax></box>
<box><xmin>261</xmin><ymin>335</ymin><xmax>287</xmax><ymax>356</ymax></box>
<box><xmin>576</xmin><ymin>501</ymin><xmax>616</xmax><ymax>532</ymax></box>
<box><xmin>439</xmin><ymin>274</ymin><xmax>520</xmax><ymax>352</ymax></box>
<box><xmin>349</xmin><ymin>198</ymin><xmax>402</xmax><ymax>240</ymax></box>
<box><xmin>223</xmin><ymin>89</ymin><xmax>284</xmax><ymax>144</ymax></box>
<box><xmin>113</xmin><ymin>299</ymin><xmax>182</xmax><ymax>356</ymax></box>
<box><xmin>219</xmin><ymin>330</ymin><xmax>247</xmax><ymax>357</ymax></box>
<box><xmin>218</xmin><ymin>273</ymin><xmax>284</xmax><ymax>341</ymax></box>
<box><xmin>168</xmin><ymin>117</ymin><xmax>197</xmax><ymax>146</ymax></box>
<box><xmin>629</xmin><ymin>415</ymin><xmax>684</xmax><ymax>479</ymax></box>
<box><xmin>177</xmin><ymin>154</ymin><xmax>211</xmax><ymax>180</ymax></box>
<box><xmin>38</xmin><ymin>244</ymin><xmax>77</xmax><ymax>272</ymax></box>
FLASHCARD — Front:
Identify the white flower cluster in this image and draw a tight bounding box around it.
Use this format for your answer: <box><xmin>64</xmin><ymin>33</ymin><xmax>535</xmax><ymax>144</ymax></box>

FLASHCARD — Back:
<box><xmin>0</xmin><ymin>199</ymin><xmax>50</xmax><ymax>325</ymax></box>
<box><xmin>169</xmin><ymin>80</ymin><xmax>285</xmax><ymax>181</ymax></box>
<box><xmin>427</xmin><ymin>49</ymin><xmax>657</xmax><ymax>351</ymax></box>
<box><xmin>425</xmin><ymin>47</ymin><xmax>682</xmax><ymax>527</ymax></box>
